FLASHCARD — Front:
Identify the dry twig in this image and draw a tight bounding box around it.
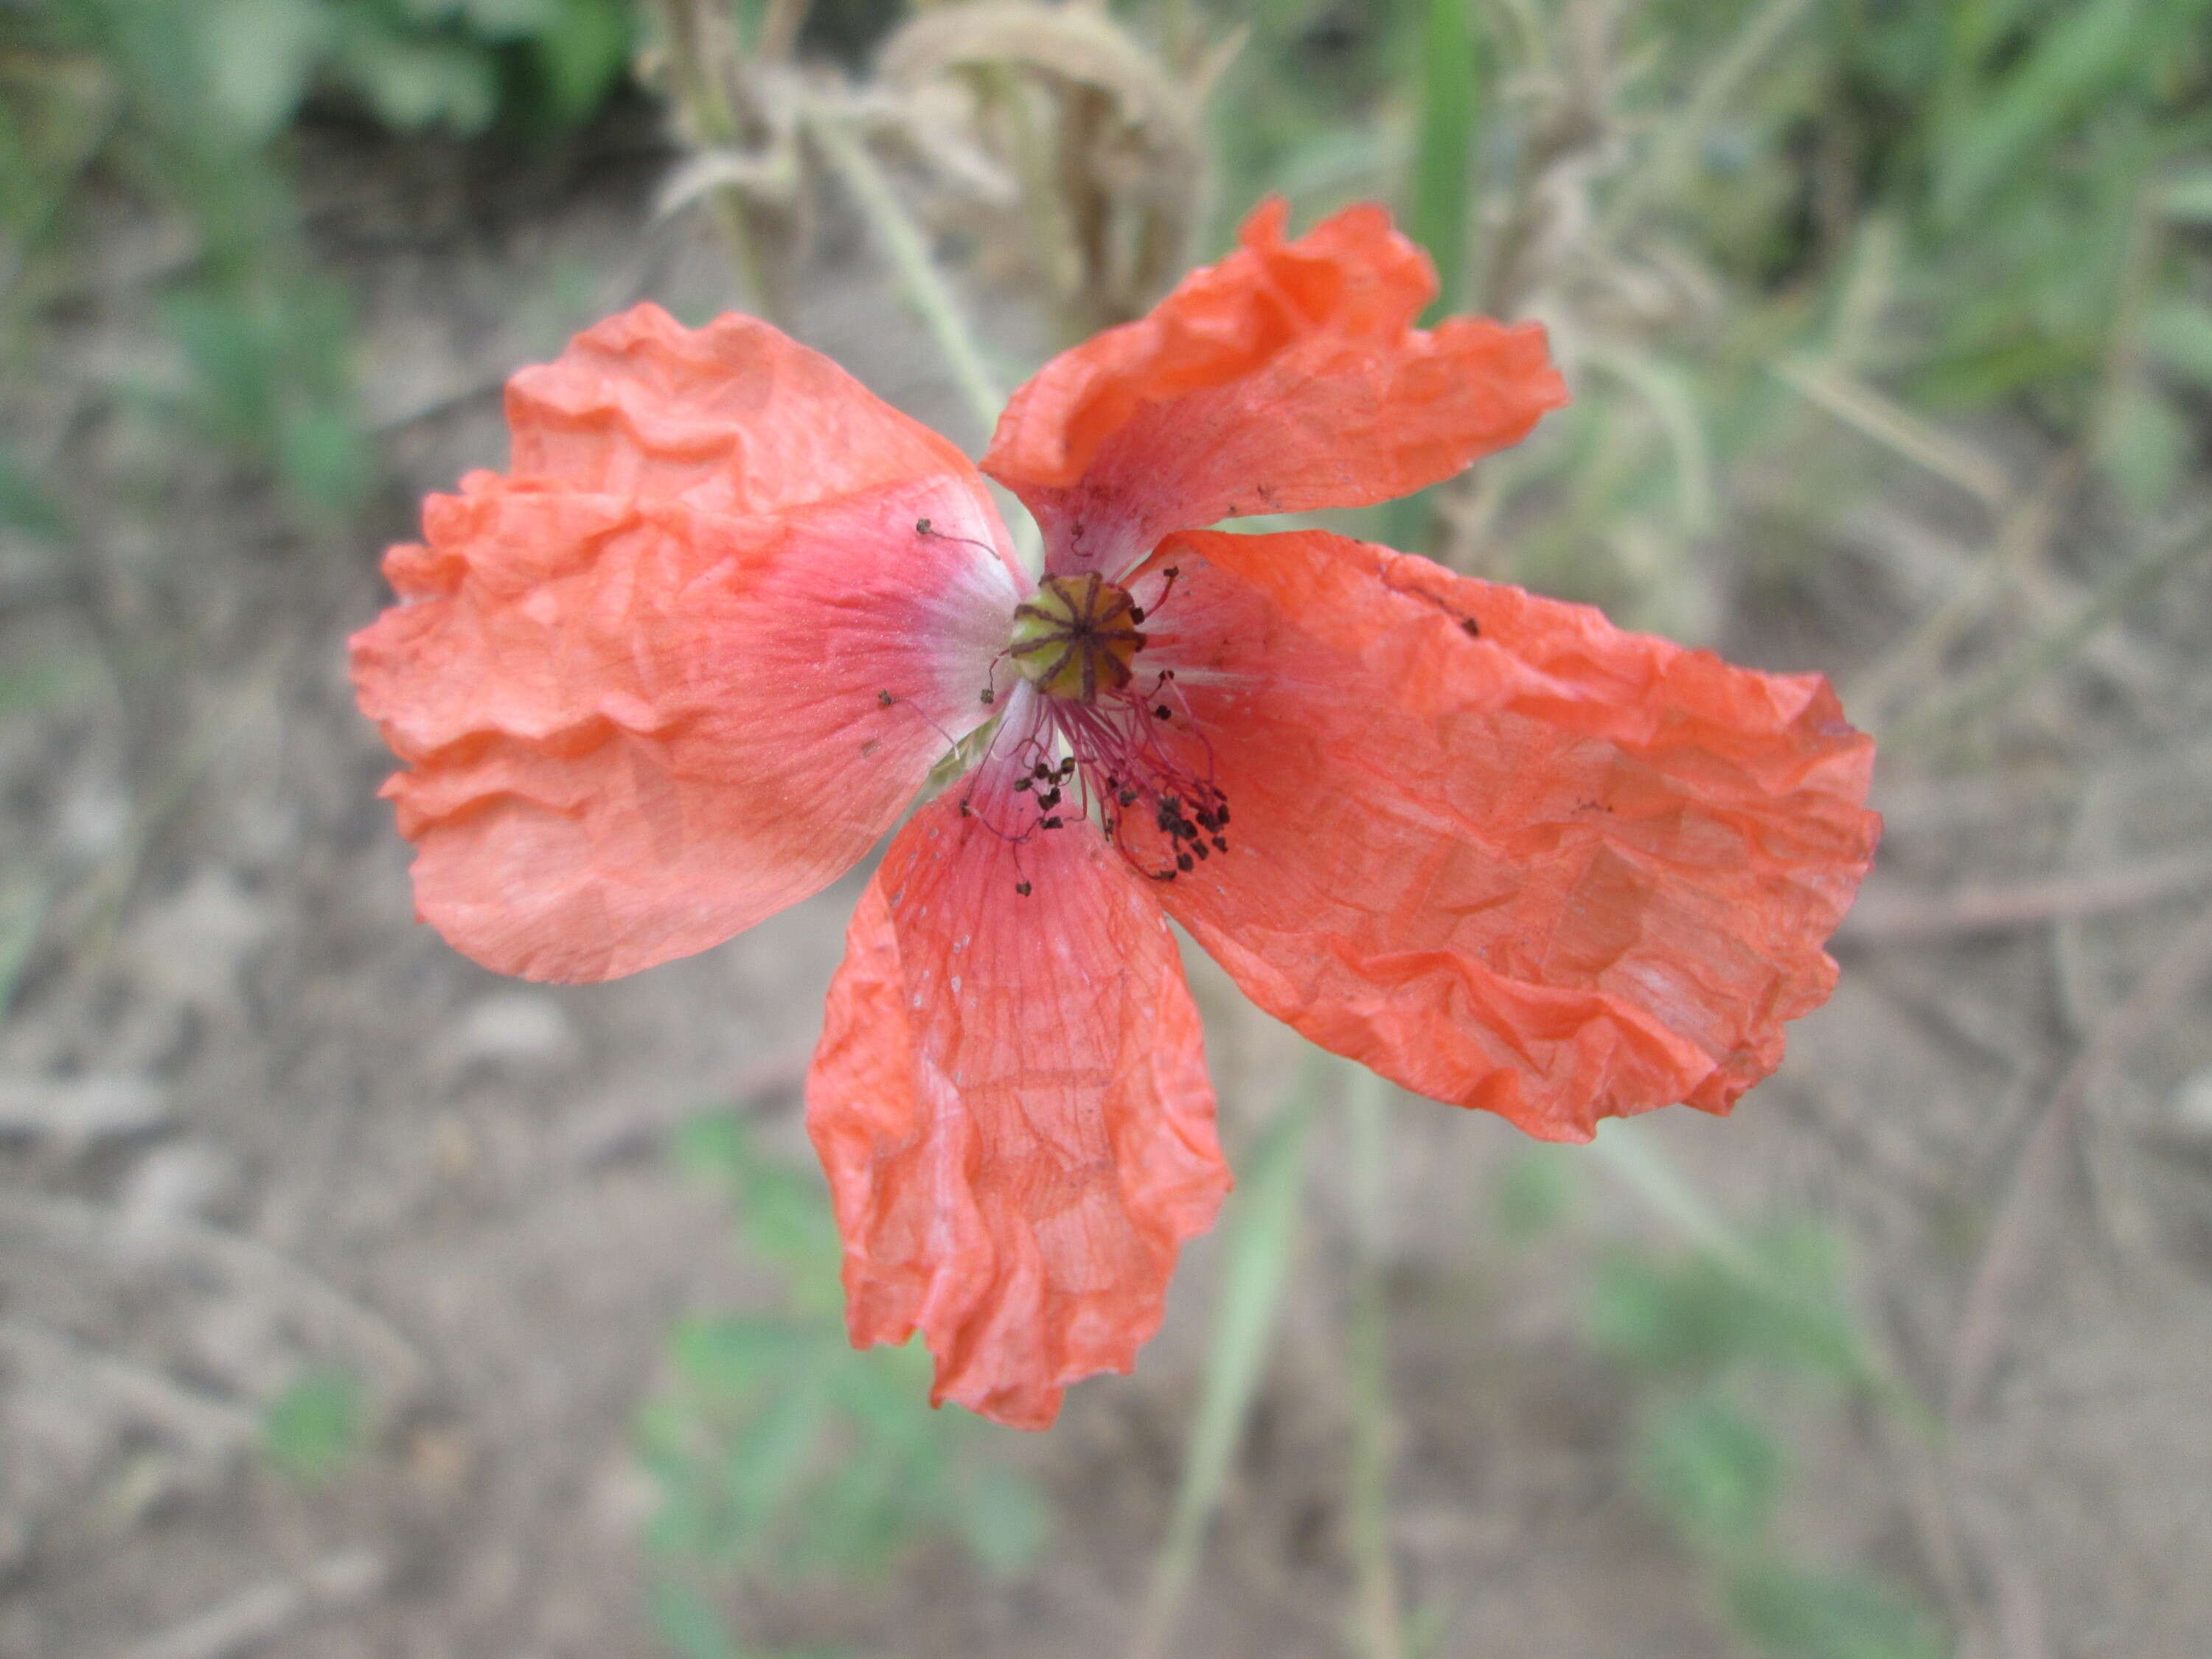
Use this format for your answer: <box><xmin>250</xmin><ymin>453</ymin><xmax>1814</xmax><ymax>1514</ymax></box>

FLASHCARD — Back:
<box><xmin>1948</xmin><ymin>902</ymin><xmax>2212</xmax><ymax>1421</ymax></box>
<box><xmin>1840</xmin><ymin>849</ymin><xmax>2212</xmax><ymax>943</ymax></box>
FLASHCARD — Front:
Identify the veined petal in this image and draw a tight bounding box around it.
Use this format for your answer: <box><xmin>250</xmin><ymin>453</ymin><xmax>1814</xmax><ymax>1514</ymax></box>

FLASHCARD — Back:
<box><xmin>806</xmin><ymin>717</ymin><xmax>1229</xmax><ymax>1428</ymax></box>
<box><xmin>981</xmin><ymin>199</ymin><xmax>1568</xmax><ymax>577</ymax></box>
<box><xmin>1135</xmin><ymin>529</ymin><xmax>1879</xmax><ymax>1142</ymax></box>
<box><xmin>349</xmin><ymin>306</ymin><xmax>1023</xmax><ymax>983</ymax></box>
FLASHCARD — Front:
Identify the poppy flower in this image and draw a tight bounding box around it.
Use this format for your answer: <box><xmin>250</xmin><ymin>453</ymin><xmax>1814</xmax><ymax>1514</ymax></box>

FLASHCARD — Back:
<box><xmin>350</xmin><ymin>200</ymin><xmax>1879</xmax><ymax>1428</ymax></box>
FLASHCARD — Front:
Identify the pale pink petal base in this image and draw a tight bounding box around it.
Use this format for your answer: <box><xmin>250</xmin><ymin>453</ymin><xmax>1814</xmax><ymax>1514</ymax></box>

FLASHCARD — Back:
<box><xmin>349</xmin><ymin>305</ymin><xmax>1023</xmax><ymax>982</ymax></box>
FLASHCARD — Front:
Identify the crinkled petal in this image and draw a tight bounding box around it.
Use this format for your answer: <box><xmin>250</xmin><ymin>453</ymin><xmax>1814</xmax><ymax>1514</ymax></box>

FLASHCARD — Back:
<box><xmin>504</xmin><ymin>302</ymin><xmax>984</xmax><ymax>515</ymax></box>
<box><xmin>349</xmin><ymin>305</ymin><xmax>1022</xmax><ymax>982</ymax></box>
<box><xmin>1133</xmin><ymin>529</ymin><xmax>1879</xmax><ymax>1141</ymax></box>
<box><xmin>981</xmin><ymin>199</ymin><xmax>1568</xmax><ymax>577</ymax></box>
<box><xmin>806</xmin><ymin>708</ymin><xmax>1229</xmax><ymax>1427</ymax></box>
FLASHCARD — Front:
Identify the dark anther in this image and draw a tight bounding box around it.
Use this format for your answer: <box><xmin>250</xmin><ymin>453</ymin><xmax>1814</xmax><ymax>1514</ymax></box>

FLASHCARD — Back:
<box><xmin>1033</xmin><ymin>762</ymin><xmax>1051</xmax><ymax>779</ymax></box>
<box><xmin>877</xmin><ymin>689</ymin><xmax>894</xmax><ymax>706</ymax></box>
<box><xmin>1058</xmin><ymin>757</ymin><xmax>1076</xmax><ymax>778</ymax></box>
<box><xmin>1193</xmin><ymin>843</ymin><xmax>1209</xmax><ymax>861</ymax></box>
<box><xmin>1176</xmin><ymin>853</ymin><xmax>1194</xmax><ymax>872</ymax></box>
<box><xmin>1160</xmin><ymin>669</ymin><xmax>1175</xmax><ymax>680</ymax></box>
<box><xmin>959</xmin><ymin>798</ymin><xmax>972</xmax><ymax>817</ymax></box>
<box><xmin>1460</xmin><ymin>616</ymin><xmax>1481</xmax><ymax>638</ymax></box>
<box><xmin>1015</xmin><ymin>880</ymin><xmax>1032</xmax><ymax>897</ymax></box>
<box><xmin>1217</xmin><ymin>804</ymin><xmax>1231</xmax><ymax>826</ymax></box>
<box><xmin>916</xmin><ymin>518</ymin><xmax>933</xmax><ymax>535</ymax></box>
<box><xmin>1154</xmin><ymin>706</ymin><xmax>1172</xmax><ymax>720</ymax></box>
<box><xmin>980</xmin><ymin>687</ymin><xmax>995</xmax><ymax>704</ymax></box>
<box><xmin>1042</xmin><ymin>816</ymin><xmax>1064</xmax><ymax>830</ymax></box>
<box><xmin>1014</xmin><ymin>776</ymin><xmax>1032</xmax><ymax>791</ymax></box>
<box><xmin>1164</xmin><ymin>566</ymin><xmax>1179</xmax><ymax>578</ymax></box>
<box><xmin>1038</xmin><ymin>788</ymin><xmax>1061</xmax><ymax>810</ymax></box>
<box><xmin>1211</xmin><ymin>835</ymin><xmax>1228</xmax><ymax>853</ymax></box>
<box><xmin>1118</xmin><ymin>789</ymin><xmax>1138</xmax><ymax>808</ymax></box>
<box><xmin>1130</xmin><ymin>605</ymin><xmax>1145</xmax><ymax>623</ymax></box>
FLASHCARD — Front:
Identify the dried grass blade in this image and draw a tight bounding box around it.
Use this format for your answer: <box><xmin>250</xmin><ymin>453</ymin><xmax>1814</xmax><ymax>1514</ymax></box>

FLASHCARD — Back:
<box><xmin>1774</xmin><ymin>355</ymin><xmax>2011</xmax><ymax>513</ymax></box>
<box><xmin>1948</xmin><ymin>902</ymin><xmax>2212</xmax><ymax>1422</ymax></box>
<box><xmin>1888</xmin><ymin>512</ymin><xmax>2212</xmax><ymax>750</ymax></box>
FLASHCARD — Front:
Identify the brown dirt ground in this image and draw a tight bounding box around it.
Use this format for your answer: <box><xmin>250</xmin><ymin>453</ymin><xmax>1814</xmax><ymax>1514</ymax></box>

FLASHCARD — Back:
<box><xmin>3</xmin><ymin>112</ymin><xmax>2210</xmax><ymax>1659</ymax></box>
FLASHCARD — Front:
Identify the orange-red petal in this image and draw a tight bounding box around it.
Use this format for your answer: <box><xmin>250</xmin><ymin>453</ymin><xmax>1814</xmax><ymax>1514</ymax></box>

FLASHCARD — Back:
<box><xmin>1134</xmin><ymin>529</ymin><xmax>1879</xmax><ymax>1141</ymax></box>
<box><xmin>980</xmin><ymin>199</ymin><xmax>1568</xmax><ymax>577</ymax></box>
<box><xmin>349</xmin><ymin>305</ymin><xmax>1022</xmax><ymax>982</ymax></box>
<box><xmin>806</xmin><ymin>726</ymin><xmax>1229</xmax><ymax>1428</ymax></box>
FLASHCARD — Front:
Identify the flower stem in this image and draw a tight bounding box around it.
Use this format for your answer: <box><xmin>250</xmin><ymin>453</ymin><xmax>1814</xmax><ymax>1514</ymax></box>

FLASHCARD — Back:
<box><xmin>1345</xmin><ymin>1064</ymin><xmax>1404</xmax><ymax>1659</ymax></box>
<box><xmin>804</xmin><ymin>105</ymin><xmax>1006</xmax><ymax>443</ymax></box>
<box><xmin>1125</xmin><ymin>1057</ymin><xmax>1321</xmax><ymax>1659</ymax></box>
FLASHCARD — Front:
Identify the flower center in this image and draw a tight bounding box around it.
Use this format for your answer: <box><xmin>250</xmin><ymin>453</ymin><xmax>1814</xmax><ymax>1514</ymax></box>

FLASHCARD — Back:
<box><xmin>1007</xmin><ymin>573</ymin><xmax>1145</xmax><ymax>703</ymax></box>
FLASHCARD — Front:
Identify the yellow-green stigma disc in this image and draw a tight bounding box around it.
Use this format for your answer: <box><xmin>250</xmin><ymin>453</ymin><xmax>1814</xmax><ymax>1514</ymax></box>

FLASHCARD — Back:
<box><xmin>1007</xmin><ymin>572</ymin><xmax>1144</xmax><ymax>703</ymax></box>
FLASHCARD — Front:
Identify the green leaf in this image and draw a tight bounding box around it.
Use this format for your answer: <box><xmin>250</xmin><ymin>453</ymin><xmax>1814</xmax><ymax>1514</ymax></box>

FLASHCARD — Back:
<box><xmin>2143</xmin><ymin>302</ymin><xmax>2212</xmax><ymax>389</ymax></box>
<box><xmin>1726</xmin><ymin>1562</ymin><xmax>1946</xmax><ymax>1659</ymax></box>
<box><xmin>641</xmin><ymin>1116</ymin><xmax>1045</xmax><ymax>1585</ymax></box>
<box><xmin>2162</xmin><ymin>168</ymin><xmax>2212</xmax><ymax>224</ymax></box>
<box><xmin>275</xmin><ymin>404</ymin><xmax>369</xmax><ymax>510</ymax></box>
<box><xmin>0</xmin><ymin>881</ymin><xmax>49</xmax><ymax>1017</ymax></box>
<box><xmin>0</xmin><ymin>448</ymin><xmax>65</xmax><ymax>541</ymax></box>
<box><xmin>954</xmin><ymin>1457</ymin><xmax>1049</xmax><ymax>1578</ymax></box>
<box><xmin>1587</xmin><ymin>1229</ymin><xmax>1860</xmax><ymax>1382</ymax></box>
<box><xmin>1492</xmin><ymin>1144</ymin><xmax>1578</xmax><ymax>1245</ymax></box>
<box><xmin>262</xmin><ymin>1366</ymin><xmax>366</xmax><ymax>1485</ymax></box>
<box><xmin>644</xmin><ymin>1577</ymin><xmax>742</xmax><ymax>1659</ymax></box>
<box><xmin>1637</xmin><ymin>1391</ymin><xmax>1782</xmax><ymax>1552</ymax></box>
<box><xmin>2096</xmin><ymin>378</ymin><xmax>2187</xmax><ymax>514</ymax></box>
<box><xmin>1933</xmin><ymin>0</ymin><xmax>2143</xmax><ymax>227</ymax></box>
<box><xmin>452</xmin><ymin>0</ymin><xmax>562</xmax><ymax>38</ymax></box>
<box><xmin>197</xmin><ymin>0</ymin><xmax>330</xmax><ymax>142</ymax></box>
<box><xmin>525</xmin><ymin>0</ymin><xmax>632</xmax><ymax>124</ymax></box>
<box><xmin>336</xmin><ymin>26</ymin><xmax>501</xmax><ymax>133</ymax></box>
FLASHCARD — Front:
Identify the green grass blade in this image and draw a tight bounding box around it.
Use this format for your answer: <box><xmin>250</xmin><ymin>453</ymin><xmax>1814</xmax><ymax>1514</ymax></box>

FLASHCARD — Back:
<box><xmin>1408</xmin><ymin>0</ymin><xmax>1478</xmax><ymax>321</ymax></box>
<box><xmin>1388</xmin><ymin>0</ymin><xmax>1482</xmax><ymax>555</ymax></box>
<box><xmin>1933</xmin><ymin>0</ymin><xmax>2141</xmax><ymax>229</ymax></box>
<box><xmin>804</xmin><ymin>107</ymin><xmax>1006</xmax><ymax>445</ymax></box>
<box><xmin>1125</xmin><ymin>1056</ymin><xmax>1322</xmax><ymax>1659</ymax></box>
<box><xmin>1345</xmin><ymin>1065</ymin><xmax>1403</xmax><ymax>1659</ymax></box>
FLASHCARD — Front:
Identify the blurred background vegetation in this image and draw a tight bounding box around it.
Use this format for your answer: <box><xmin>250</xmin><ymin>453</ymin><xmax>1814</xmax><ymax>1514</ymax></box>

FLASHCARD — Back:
<box><xmin>2</xmin><ymin>2</ymin><xmax>2208</xmax><ymax>1658</ymax></box>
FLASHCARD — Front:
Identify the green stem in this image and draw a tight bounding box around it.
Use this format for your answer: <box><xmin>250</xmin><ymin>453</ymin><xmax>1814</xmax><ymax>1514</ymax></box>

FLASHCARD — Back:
<box><xmin>1409</xmin><ymin>0</ymin><xmax>1479</xmax><ymax>322</ymax></box>
<box><xmin>1126</xmin><ymin>1059</ymin><xmax>1322</xmax><ymax>1659</ymax></box>
<box><xmin>1346</xmin><ymin>1065</ymin><xmax>1403</xmax><ymax>1659</ymax></box>
<box><xmin>804</xmin><ymin>106</ymin><xmax>1006</xmax><ymax>443</ymax></box>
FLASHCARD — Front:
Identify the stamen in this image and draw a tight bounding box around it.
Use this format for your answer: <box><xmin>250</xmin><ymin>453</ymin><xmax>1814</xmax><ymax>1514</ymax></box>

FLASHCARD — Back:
<box><xmin>959</xmin><ymin>562</ymin><xmax>1232</xmax><ymax>886</ymax></box>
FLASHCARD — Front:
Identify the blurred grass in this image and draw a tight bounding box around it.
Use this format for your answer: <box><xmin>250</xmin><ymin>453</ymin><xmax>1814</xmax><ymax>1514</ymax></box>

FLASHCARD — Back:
<box><xmin>1500</xmin><ymin>1127</ymin><xmax>1952</xmax><ymax>1659</ymax></box>
<box><xmin>639</xmin><ymin>1111</ymin><xmax>1045</xmax><ymax>1655</ymax></box>
<box><xmin>261</xmin><ymin>1364</ymin><xmax>369</xmax><ymax>1486</ymax></box>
